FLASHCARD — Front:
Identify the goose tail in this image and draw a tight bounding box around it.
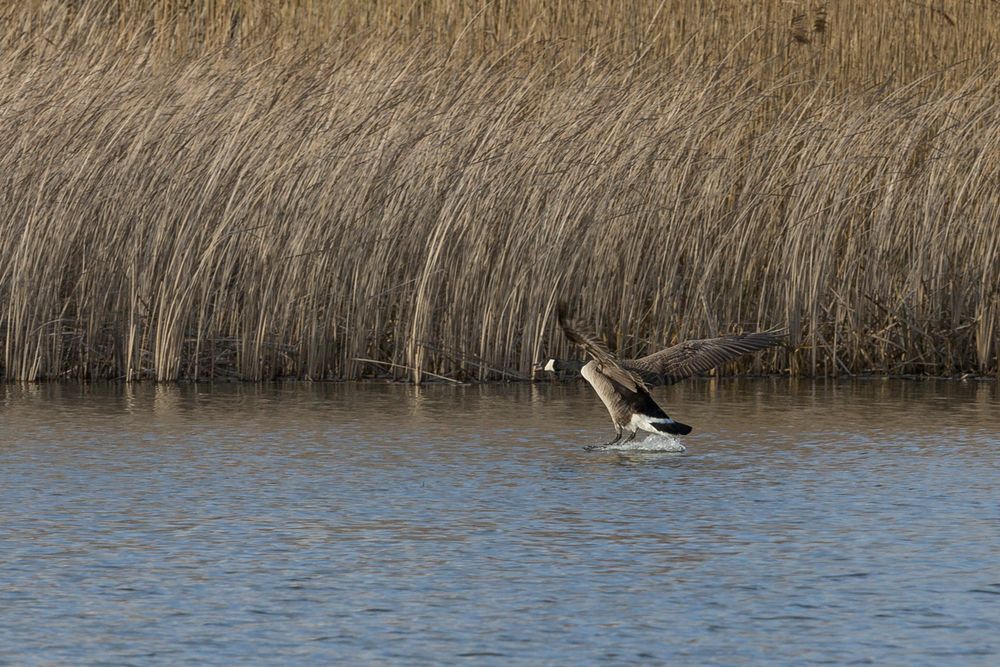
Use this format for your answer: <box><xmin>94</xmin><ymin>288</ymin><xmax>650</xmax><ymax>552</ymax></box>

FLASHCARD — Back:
<box><xmin>652</xmin><ymin>419</ymin><xmax>692</xmax><ymax>436</ymax></box>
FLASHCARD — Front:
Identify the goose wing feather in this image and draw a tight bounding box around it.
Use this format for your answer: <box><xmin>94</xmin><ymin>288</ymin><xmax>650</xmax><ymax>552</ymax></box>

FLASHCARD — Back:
<box><xmin>557</xmin><ymin>302</ymin><xmax>647</xmax><ymax>392</ymax></box>
<box><xmin>623</xmin><ymin>329</ymin><xmax>785</xmax><ymax>386</ymax></box>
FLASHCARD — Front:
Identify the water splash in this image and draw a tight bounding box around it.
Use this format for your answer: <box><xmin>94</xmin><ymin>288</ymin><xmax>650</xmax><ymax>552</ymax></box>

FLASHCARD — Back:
<box><xmin>605</xmin><ymin>434</ymin><xmax>686</xmax><ymax>453</ymax></box>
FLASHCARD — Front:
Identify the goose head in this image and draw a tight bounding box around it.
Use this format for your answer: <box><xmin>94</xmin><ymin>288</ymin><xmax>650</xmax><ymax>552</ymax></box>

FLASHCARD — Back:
<box><xmin>532</xmin><ymin>359</ymin><xmax>586</xmax><ymax>375</ymax></box>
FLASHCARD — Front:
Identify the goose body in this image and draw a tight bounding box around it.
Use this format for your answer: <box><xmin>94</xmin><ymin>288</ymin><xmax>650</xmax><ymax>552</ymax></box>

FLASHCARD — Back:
<box><xmin>541</xmin><ymin>302</ymin><xmax>783</xmax><ymax>449</ymax></box>
<box><xmin>580</xmin><ymin>359</ymin><xmax>692</xmax><ymax>441</ymax></box>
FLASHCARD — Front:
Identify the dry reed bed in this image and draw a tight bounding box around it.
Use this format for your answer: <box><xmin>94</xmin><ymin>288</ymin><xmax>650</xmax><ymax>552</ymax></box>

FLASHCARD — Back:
<box><xmin>7</xmin><ymin>1</ymin><xmax>998</xmax><ymax>89</ymax></box>
<box><xmin>0</xmin><ymin>27</ymin><xmax>998</xmax><ymax>381</ymax></box>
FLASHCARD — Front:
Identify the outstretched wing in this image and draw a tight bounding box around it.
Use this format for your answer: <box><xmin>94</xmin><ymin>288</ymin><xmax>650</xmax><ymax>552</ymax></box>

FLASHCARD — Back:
<box><xmin>623</xmin><ymin>329</ymin><xmax>784</xmax><ymax>386</ymax></box>
<box><xmin>557</xmin><ymin>301</ymin><xmax>647</xmax><ymax>392</ymax></box>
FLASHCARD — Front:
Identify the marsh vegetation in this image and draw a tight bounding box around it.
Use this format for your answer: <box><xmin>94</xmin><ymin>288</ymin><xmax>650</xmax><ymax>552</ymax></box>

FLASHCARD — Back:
<box><xmin>1</xmin><ymin>1</ymin><xmax>997</xmax><ymax>381</ymax></box>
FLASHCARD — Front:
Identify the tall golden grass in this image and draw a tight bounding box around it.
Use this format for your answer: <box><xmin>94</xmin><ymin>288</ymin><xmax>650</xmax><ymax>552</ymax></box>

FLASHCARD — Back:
<box><xmin>0</xmin><ymin>2</ymin><xmax>998</xmax><ymax>381</ymax></box>
<box><xmin>6</xmin><ymin>1</ymin><xmax>995</xmax><ymax>88</ymax></box>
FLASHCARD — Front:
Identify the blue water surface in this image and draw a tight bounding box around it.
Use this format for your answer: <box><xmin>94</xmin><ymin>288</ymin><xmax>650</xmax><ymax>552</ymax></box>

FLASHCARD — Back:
<box><xmin>2</xmin><ymin>379</ymin><xmax>999</xmax><ymax>665</ymax></box>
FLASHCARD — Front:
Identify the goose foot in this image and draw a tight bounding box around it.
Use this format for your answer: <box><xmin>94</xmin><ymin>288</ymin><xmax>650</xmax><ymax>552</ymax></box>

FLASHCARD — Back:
<box><xmin>584</xmin><ymin>431</ymin><xmax>623</xmax><ymax>451</ymax></box>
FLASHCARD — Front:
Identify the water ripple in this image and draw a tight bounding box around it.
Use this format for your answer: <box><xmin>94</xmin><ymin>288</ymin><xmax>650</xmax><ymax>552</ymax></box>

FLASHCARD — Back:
<box><xmin>1</xmin><ymin>379</ymin><xmax>999</xmax><ymax>665</ymax></box>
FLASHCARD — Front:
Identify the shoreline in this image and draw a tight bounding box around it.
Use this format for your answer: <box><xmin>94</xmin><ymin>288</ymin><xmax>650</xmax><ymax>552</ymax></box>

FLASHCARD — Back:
<box><xmin>2</xmin><ymin>373</ymin><xmax>995</xmax><ymax>386</ymax></box>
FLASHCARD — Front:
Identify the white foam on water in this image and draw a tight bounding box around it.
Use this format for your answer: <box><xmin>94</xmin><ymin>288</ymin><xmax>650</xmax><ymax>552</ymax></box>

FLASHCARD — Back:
<box><xmin>605</xmin><ymin>434</ymin><xmax>686</xmax><ymax>453</ymax></box>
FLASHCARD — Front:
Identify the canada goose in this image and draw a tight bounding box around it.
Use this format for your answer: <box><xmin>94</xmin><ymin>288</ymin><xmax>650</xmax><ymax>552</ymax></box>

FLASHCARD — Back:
<box><xmin>537</xmin><ymin>302</ymin><xmax>783</xmax><ymax>450</ymax></box>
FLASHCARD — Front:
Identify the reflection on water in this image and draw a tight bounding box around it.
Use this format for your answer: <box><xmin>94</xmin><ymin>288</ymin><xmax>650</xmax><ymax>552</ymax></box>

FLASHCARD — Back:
<box><xmin>2</xmin><ymin>379</ymin><xmax>999</xmax><ymax>664</ymax></box>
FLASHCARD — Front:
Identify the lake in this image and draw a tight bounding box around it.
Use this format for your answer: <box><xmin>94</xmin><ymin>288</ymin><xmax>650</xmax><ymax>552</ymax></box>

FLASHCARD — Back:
<box><xmin>2</xmin><ymin>379</ymin><xmax>999</xmax><ymax>665</ymax></box>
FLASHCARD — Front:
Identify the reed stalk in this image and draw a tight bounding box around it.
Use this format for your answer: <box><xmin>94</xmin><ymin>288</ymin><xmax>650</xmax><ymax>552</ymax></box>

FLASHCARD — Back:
<box><xmin>0</xmin><ymin>1</ymin><xmax>997</xmax><ymax>381</ymax></box>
